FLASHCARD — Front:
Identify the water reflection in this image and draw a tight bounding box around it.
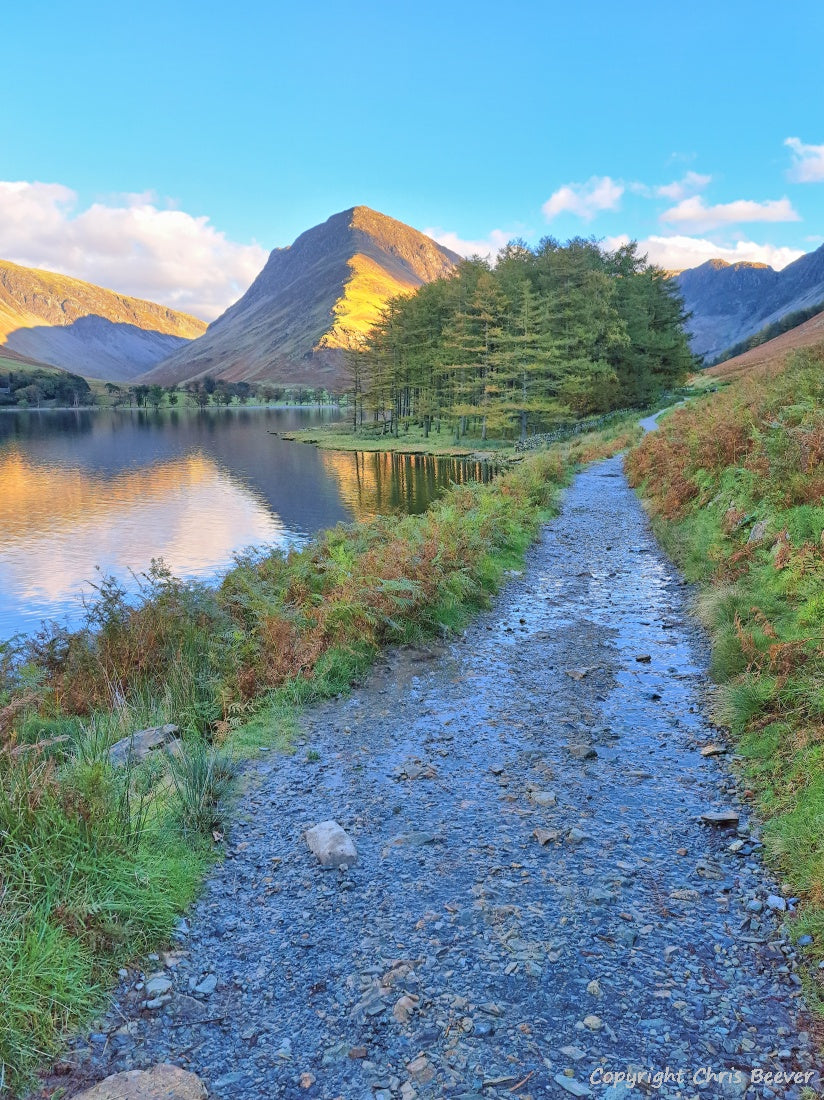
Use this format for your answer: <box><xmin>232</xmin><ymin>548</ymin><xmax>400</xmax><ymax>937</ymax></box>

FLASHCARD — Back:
<box><xmin>319</xmin><ymin>450</ymin><xmax>492</xmax><ymax>521</ymax></box>
<box><xmin>0</xmin><ymin>408</ymin><xmax>492</xmax><ymax>637</ymax></box>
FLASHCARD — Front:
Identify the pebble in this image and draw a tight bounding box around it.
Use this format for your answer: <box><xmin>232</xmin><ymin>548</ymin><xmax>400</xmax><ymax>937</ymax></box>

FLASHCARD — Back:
<box><xmin>554</xmin><ymin>1074</ymin><xmax>592</xmax><ymax>1097</ymax></box>
<box><xmin>144</xmin><ymin>976</ymin><xmax>172</xmax><ymax>998</ymax></box>
<box><xmin>193</xmin><ymin>974</ymin><xmax>217</xmax><ymax>995</ymax></box>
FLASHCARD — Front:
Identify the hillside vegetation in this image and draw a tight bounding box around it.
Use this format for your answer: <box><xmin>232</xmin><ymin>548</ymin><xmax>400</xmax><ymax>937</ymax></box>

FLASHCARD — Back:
<box><xmin>711</xmin><ymin>302</ymin><xmax>824</xmax><ymax>367</ymax></box>
<box><xmin>627</xmin><ymin>346</ymin><xmax>824</xmax><ymax>979</ymax></box>
<box><xmin>353</xmin><ymin>238</ymin><xmax>693</xmax><ymax>442</ymax></box>
<box><xmin>708</xmin><ymin>308</ymin><xmax>824</xmax><ymax>382</ymax></box>
<box><xmin>0</xmin><ymin>361</ymin><xmax>92</xmax><ymax>407</ymax></box>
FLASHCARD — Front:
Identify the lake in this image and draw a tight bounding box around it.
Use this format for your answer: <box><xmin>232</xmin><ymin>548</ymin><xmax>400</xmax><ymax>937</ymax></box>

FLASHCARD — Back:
<box><xmin>0</xmin><ymin>407</ymin><xmax>491</xmax><ymax>639</ymax></box>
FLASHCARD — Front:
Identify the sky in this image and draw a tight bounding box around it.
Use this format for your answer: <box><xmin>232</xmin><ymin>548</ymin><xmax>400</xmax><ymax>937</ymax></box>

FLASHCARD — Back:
<box><xmin>3</xmin><ymin>0</ymin><xmax>823</xmax><ymax>320</ymax></box>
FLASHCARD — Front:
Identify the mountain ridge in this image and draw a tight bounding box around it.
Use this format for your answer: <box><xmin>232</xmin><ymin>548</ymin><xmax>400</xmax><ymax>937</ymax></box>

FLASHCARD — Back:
<box><xmin>141</xmin><ymin>206</ymin><xmax>462</xmax><ymax>389</ymax></box>
<box><xmin>0</xmin><ymin>260</ymin><xmax>207</xmax><ymax>381</ymax></box>
<box><xmin>675</xmin><ymin>244</ymin><xmax>824</xmax><ymax>362</ymax></box>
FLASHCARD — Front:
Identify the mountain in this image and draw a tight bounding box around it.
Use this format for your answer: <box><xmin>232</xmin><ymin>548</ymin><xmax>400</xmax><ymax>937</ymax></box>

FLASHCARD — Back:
<box><xmin>0</xmin><ymin>260</ymin><xmax>207</xmax><ymax>381</ymax></box>
<box><xmin>142</xmin><ymin>206</ymin><xmax>462</xmax><ymax>390</ymax></box>
<box><xmin>676</xmin><ymin>244</ymin><xmax>824</xmax><ymax>362</ymax></box>
<box><xmin>707</xmin><ymin>307</ymin><xmax>824</xmax><ymax>382</ymax></box>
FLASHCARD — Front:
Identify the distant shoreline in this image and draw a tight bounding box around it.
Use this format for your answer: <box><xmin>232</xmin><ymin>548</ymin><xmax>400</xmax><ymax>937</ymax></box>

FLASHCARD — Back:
<box><xmin>0</xmin><ymin>402</ymin><xmax>341</xmax><ymax>414</ymax></box>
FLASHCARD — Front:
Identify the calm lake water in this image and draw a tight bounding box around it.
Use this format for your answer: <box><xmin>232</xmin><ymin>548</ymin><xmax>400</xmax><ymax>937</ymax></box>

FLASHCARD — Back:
<box><xmin>0</xmin><ymin>407</ymin><xmax>491</xmax><ymax>639</ymax></box>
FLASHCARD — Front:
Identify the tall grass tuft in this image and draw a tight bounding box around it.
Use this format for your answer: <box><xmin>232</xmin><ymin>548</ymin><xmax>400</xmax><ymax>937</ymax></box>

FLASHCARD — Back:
<box><xmin>168</xmin><ymin>741</ymin><xmax>234</xmax><ymax>835</ymax></box>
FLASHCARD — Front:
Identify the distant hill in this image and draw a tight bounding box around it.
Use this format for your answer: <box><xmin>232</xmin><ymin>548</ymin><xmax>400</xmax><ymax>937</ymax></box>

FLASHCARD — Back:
<box><xmin>142</xmin><ymin>206</ymin><xmax>462</xmax><ymax>390</ymax></box>
<box><xmin>0</xmin><ymin>260</ymin><xmax>207</xmax><ymax>381</ymax></box>
<box><xmin>707</xmin><ymin>308</ymin><xmax>824</xmax><ymax>382</ymax></box>
<box><xmin>675</xmin><ymin>244</ymin><xmax>824</xmax><ymax>363</ymax></box>
<box><xmin>0</xmin><ymin>345</ymin><xmax>54</xmax><ymax>370</ymax></box>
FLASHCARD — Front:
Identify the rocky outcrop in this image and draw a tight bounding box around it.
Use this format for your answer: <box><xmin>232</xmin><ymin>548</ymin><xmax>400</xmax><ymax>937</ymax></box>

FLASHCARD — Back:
<box><xmin>108</xmin><ymin>724</ymin><xmax>181</xmax><ymax>767</ymax></box>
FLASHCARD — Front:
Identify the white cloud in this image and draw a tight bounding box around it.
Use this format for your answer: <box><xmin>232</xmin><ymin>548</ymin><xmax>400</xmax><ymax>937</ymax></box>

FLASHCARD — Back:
<box><xmin>785</xmin><ymin>137</ymin><xmax>824</xmax><ymax>183</ymax></box>
<box><xmin>604</xmin><ymin>233</ymin><xmax>804</xmax><ymax>273</ymax></box>
<box><xmin>0</xmin><ymin>181</ymin><xmax>267</xmax><ymax>320</ymax></box>
<box><xmin>630</xmin><ymin>171</ymin><xmax>711</xmax><ymax>201</ymax></box>
<box><xmin>661</xmin><ymin>195</ymin><xmax>800</xmax><ymax>233</ymax></box>
<box><xmin>423</xmin><ymin>226</ymin><xmax>513</xmax><ymax>260</ymax></box>
<box><xmin>542</xmin><ymin>176</ymin><xmax>624</xmax><ymax>221</ymax></box>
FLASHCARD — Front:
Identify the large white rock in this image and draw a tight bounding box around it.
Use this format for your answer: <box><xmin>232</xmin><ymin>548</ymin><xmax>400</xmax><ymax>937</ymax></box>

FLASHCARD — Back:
<box><xmin>72</xmin><ymin>1064</ymin><xmax>207</xmax><ymax>1099</ymax></box>
<box><xmin>305</xmin><ymin>820</ymin><xmax>358</xmax><ymax>869</ymax></box>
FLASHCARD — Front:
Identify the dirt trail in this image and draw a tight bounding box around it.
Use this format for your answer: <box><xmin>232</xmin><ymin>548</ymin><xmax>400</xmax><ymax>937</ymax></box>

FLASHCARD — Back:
<box><xmin>64</xmin><ymin>456</ymin><xmax>819</xmax><ymax>1099</ymax></box>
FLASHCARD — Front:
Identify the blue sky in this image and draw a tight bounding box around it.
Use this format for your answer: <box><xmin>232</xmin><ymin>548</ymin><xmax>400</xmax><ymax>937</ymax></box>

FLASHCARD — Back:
<box><xmin>3</xmin><ymin>0</ymin><xmax>823</xmax><ymax>318</ymax></box>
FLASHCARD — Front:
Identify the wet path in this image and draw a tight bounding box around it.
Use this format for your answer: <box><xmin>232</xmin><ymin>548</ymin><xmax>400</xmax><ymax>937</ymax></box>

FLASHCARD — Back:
<box><xmin>69</xmin><ymin>456</ymin><xmax>819</xmax><ymax>1099</ymax></box>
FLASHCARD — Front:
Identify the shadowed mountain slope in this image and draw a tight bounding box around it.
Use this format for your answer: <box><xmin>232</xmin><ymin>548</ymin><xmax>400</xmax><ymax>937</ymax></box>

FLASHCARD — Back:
<box><xmin>707</xmin><ymin>307</ymin><xmax>824</xmax><ymax>381</ymax></box>
<box><xmin>0</xmin><ymin>260</ymin><xmax>207</xmax><ymax>381</ymax></box>
<box><xmin>142</xmin><ymin>207</ymin><xmax>462</xmax><ymax>389</ymax></box>
<box><xmin>676</xmin><ymin>244</ymin><xmax>824</xmax><ymax>362</ymax></box>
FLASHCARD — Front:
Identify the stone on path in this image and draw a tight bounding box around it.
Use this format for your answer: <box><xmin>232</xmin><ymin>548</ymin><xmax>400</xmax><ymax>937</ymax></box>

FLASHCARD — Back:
<box><xmin>566</xmin><ymin>743</ymin><xmax>597</xmax><ymax>760</ymax></box>
<box><xmin>564</xmin><ymin>667</ymin><xmax>596</xmax><ymax>681</ymax></box>
<box><xmin>554</xmin><ymin>1074</ymin><xmax>592</xmax><ymax>1097</ymax></box>
<box><xmin>109</xmin><ymin>725</ymin><xmax>179</xmax><ymax>767</ymax></box>
<box><xmin>581</xmin><ymin>1014</ymin><xmax>603</xmax><ymax>1030</ymax></box>
<box><xmin>559</xmin><ymin>1045</ymin><xmax>587</xmax><ymax>1061</ymax></box>
<box><xmin>193</xmin><ymin>973</ymin><xmax>217</xmax><ymax>995</ymax></box>
<box><xmin>305</xmin><ymin>820</ymin><xmax>359</xmax><ymax>869</ymax></box>
<box><xmin>144</xmin><ymin>975</ymin><xmax>172</xmax><ymax>998</ymax></box>
<box><xmin>528</xmin><ymin>788</ymin><xmax>557</xmax><ymax>806</ymax></box>
<box><xmin>406</xmin><ymin>1055</ymin><xmax>436</xmax><ymax>1084</ymax></box>
<box><xmin>72</xmin><ymin>1064</ymin><xmax>207</xmax><ymax>1099</ymax></box>
<box><xmin>392</xmin><ymin>994</ymin><xmax>419</xmax><ymax>1023</ymax></box>
<box><xmin>700</xmin><ymin>809</ymin><xmax>740</xmax><ymax>827</ymax></box>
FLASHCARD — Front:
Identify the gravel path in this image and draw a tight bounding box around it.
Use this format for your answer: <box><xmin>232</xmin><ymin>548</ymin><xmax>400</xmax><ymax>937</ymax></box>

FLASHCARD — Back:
<box><xmin>64</xmin><ymin>456</ymin><xmax>820</xmax><ymax>1099</ymax></box>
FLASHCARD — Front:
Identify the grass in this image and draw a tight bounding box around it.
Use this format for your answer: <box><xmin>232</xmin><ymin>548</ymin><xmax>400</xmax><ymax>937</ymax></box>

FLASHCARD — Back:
<box><xmin>0</xmin><ymin>415</ymin><xmax>639</xmax><ymax>1094</ymax></box>
<box><xmin>281</xmin><ymin>420</ymin><xmax>516</xmax><ymax>456</ymax></box>
<box><xmin>626</xmin><ymin>344</ymin><xmax>824</xmax><ymax>1000</ymax></box>
<box><xmin>282</xmin><ymin>403</ymin><xmax>657</xmax><ymax>458</ymax></box>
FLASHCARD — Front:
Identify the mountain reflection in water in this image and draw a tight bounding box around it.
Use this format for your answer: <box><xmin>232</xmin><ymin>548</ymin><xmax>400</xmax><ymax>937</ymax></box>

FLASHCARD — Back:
<box><xmin>0</xmin><ymin>407</ymin><xmax>492</xmax><ymax>636</ymax></box>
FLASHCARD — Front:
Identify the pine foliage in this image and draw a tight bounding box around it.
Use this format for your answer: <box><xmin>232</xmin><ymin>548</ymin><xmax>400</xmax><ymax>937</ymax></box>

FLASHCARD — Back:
<box><xmin>356</xmin><ymin>238</ymin><xmax>694</xmax><ymax>440</ymax></box>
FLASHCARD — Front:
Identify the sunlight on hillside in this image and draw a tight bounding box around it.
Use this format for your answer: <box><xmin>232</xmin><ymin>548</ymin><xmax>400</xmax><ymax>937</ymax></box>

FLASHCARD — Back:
<box><xmin>318</xmin><ymin>253</ymin><xmax>420</xmax><ymax>351</ymax></box>
<box><xmin>0</xmin><ymin>259</ymin><xmax>207</xmax><ymax>343</ymax></box>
